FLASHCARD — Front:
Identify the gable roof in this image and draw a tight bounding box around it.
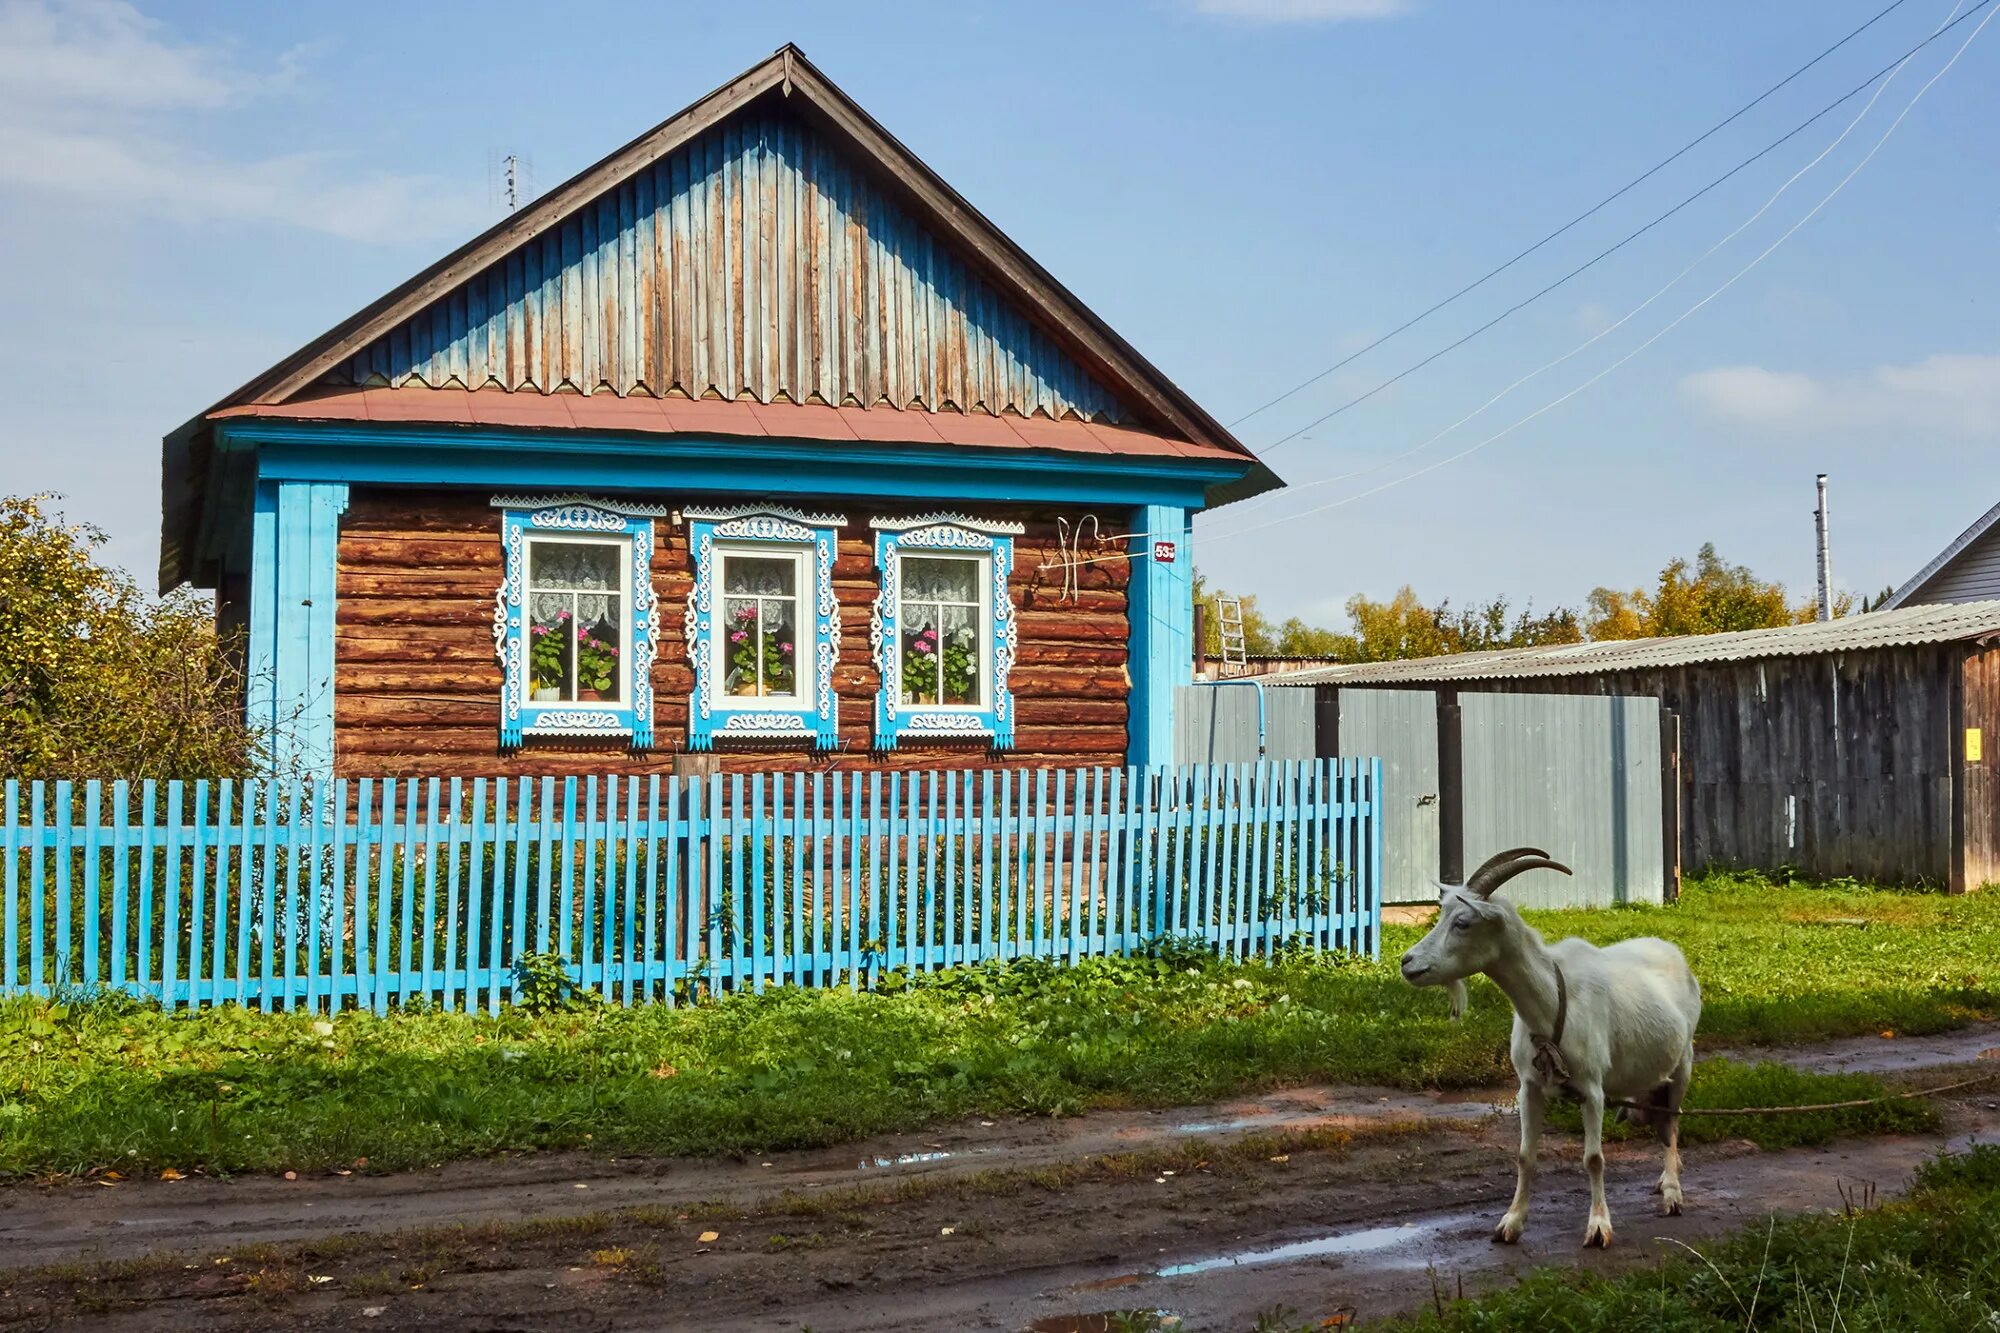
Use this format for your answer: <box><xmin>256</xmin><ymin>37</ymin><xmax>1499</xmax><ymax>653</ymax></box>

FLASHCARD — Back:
<box><xmin>163</xmin><ymin>46</ymin><xmax>1273</xmax><ymax>589</ymax></box>
<box><xmin>1884</xmin><ymin>498</ymin><xmax>2000</xmax><ymax>609</ymax></box>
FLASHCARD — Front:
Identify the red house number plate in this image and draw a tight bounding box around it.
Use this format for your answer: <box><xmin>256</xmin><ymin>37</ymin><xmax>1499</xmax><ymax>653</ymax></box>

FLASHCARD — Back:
<box><xmin>1152</xmin><ymin>540</ymin><xmax>1177</xmax><ymax>564</ymax></box>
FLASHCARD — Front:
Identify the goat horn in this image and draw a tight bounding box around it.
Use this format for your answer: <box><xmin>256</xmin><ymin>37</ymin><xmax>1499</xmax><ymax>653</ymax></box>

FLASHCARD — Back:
<box><xmin>1470</xmin><ymin>856</ymin><xmax>1572</xmax><ymax>898</ymax></box>
<box><xmin>1463</xmin><ymin>847</ymin><xmax>1551</xmax><ymax>895</ymax></box>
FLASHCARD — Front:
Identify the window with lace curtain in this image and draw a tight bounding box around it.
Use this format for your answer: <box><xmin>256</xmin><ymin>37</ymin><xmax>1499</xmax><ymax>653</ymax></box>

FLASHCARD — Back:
<box><xmin>684</xmin><ymin>506</ymin><xmax>845</xmax><ymax>751</ymax></box>
<box><xmin>870</xmin><ymin>514</ymin><xmax>1023</xmax><ymax>750</ymax></box>
<box><xmin>492</xmin><ymin>499</ymin><xmax>657</xmax><ymax>747</ymax></box>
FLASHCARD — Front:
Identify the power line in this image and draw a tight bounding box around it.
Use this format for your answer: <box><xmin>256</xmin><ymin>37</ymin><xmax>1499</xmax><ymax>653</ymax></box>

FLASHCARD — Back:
<box><xmin>1209</xmin><ymin>1</ymin><xmax>1996</xmax><ymax>547</ymax></box>
<box><xmin>1252</xmin><ymin>0</ymin><xmax>1995</xmax><ymax>457</ymax></box>
<box><xmin>1221</xmin><ymin>0</ymin><xmax>1961</xmax><ymax>522</ymax></box>
<box><xmin>1226</xmin><ymin>0</ymin><xmax>1916</xmax><ymax>434</ymax></box>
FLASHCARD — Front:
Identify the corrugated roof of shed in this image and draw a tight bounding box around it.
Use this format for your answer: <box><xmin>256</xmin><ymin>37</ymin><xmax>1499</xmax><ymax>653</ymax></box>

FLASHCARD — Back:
<box><xmin>1260</xmin><ymin>600</ymin><xmax>2000</xmax><ymax>687</ymax></box>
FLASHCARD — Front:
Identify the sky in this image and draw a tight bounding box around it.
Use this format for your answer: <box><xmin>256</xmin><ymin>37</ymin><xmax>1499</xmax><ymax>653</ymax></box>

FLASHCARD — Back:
<box><xmin>0</xmin><ymin>0</ymin><xmax>1994</xmax><ymax>622</ymax></box>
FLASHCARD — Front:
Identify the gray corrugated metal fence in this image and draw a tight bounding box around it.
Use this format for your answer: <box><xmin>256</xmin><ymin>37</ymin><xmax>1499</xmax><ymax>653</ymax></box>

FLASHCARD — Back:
<box><xmin>1184</xmin><ymin>682</ymin><xmax>1667</xmax><ymax>907</ymax></box>
<box><xmin>1334</xmin><ymin>689</ymin><xmax>1441</xmax><ymax>906</ymax></box>
<box><xmin>1460</xmin><ymin>692</ymin><xmax>1664</xmax><ymax>908</ymax></box>
<box><xmin>1174</xmin><ymin>684</ymin><xmax>1316</xmax><ymax>765</ymax></box>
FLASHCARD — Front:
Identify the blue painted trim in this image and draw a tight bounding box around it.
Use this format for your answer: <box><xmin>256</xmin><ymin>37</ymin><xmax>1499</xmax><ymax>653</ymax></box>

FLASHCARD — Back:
<box><xmin>219</xmin><ymin>422</ymin><xmax>1232</xmax><ymax>509</ymax></box>
<box><xmin>495</xmin><ymin>501</ymin><xmax>656</xmax><ymax>748</ymax></box>
<box><xmin>684</xmin><ymin>508</ymin><xmax>843</xmax><ymax>752</ymax></box>
<box><xmin>1127</xmin><ymin>503</ymin><xmax>1192</xmax><ymax>769</ymax></box>
<box><xmin>871</xmin><ymin>519</ymin><xmax>1017</xmax><ymax>751</ymax></box>
<box><xmin>246</xmin><ymin>480</ymin><xmax>349</xmax><ymax>775</ymax></box>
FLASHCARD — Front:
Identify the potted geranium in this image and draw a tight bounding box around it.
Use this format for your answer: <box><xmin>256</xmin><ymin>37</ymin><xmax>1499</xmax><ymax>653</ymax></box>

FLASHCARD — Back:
<box><xmin>939</xmin><ymin>623</ymin><xmax>978</xmax><ymax>704</ymax></box>
<box><xmin>529</xmin><ymin>612</ymin><xmax>569</xmax><ymax>701</ymax></box>
<box><xmin>726</xmin><ymin>604</ymin><xmax>761</xmax><ymax>695</ymax></box>
<box><xmin>902</xmin><ymin>625</ymin><xmax>939</xmax><ymax>704</ymax></box>
<box><xmin>575</xmin><ymin>624</ymin><xmax>619</xmax><ymax>702</ymax></box>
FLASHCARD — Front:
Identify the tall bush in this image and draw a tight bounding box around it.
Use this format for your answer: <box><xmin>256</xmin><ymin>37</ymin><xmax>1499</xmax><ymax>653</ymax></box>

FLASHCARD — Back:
<box><xmin>0</xmin><ymin>494</ymin><xmax>254</xmax><ymax>779</ymax></box>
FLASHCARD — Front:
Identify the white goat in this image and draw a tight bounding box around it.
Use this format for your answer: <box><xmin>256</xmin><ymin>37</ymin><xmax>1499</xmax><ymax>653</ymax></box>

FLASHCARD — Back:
<box><xmin>1399</xmin><ymin>847</ymin><xmax>1701</xmax><ymax>1248</ymax></box>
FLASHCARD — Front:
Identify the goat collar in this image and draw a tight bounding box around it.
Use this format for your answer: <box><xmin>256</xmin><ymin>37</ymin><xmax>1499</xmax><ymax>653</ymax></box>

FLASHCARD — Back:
<box><xmin>1528</xmin><ymin>963</ymin><xmax>1574</xmax><ymax>1093</ymax></box>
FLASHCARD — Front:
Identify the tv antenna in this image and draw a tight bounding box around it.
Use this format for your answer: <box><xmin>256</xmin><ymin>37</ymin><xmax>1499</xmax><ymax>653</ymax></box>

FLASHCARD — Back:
<box><xmin>488</xmin><ymin>150</ymin><xmax>535</xmax><ymax>212</ymax></box>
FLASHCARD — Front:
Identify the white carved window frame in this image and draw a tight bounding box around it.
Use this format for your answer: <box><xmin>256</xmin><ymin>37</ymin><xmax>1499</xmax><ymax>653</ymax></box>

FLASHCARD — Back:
<box><xmin>869</xmin><ymin>514</ymin><xmax>1024</xmax><ymax>751</ymax></box>
<box><xmin>491</xmin><ymin>495</ymin><xmax>662</xmax><ymax>748</ymax></box>
<box><xmin>684</xmin><ymin>505</ymin><xmax>846</xmax><ymax>751</ymax></box>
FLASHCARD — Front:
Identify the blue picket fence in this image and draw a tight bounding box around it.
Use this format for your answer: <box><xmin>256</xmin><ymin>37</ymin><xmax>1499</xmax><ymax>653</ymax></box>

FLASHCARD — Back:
<box><xmin>0</xmin><ymin>759</ymin><xmax>1380</xmax><ymax>1014</ymax></box>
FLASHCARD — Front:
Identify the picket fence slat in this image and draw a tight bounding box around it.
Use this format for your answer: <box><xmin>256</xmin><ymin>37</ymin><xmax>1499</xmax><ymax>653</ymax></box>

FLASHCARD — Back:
<box><xmin>1</xmin><ymin>761</ymin><xmax>1379</xmax><ymax>1013</ymax></box>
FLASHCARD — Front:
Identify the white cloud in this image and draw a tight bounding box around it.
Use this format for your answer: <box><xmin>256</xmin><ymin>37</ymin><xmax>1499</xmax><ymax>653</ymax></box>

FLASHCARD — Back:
<box><xmin>1193</xmin><ymin>0</ymin><xmax>1418</xmax><ymax>22</ymax></box>
<box><xmin>0</xmin><ymin>0</ymin><xmax>485</xmax><ymax>244</ymax></box>
<box><xmin>1680</xmin><ymin>352</ymin><xmax>2000</xmax><ymax>438</ymax></box>
<box><xmin>1575</xmin><ymin>302</ymin><xmax>1613</xmax><ymax>335</ymax></box>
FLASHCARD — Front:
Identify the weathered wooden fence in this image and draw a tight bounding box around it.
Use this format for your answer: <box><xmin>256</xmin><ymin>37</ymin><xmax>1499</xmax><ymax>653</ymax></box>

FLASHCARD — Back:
<box><xmin>0</xmin><ymin>760</ymin><xmax>1380</xmax><ymax>1013</ymax></box>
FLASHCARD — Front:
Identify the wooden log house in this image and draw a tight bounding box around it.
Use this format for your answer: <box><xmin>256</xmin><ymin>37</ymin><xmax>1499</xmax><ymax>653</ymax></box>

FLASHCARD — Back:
<box><xmin>159</xmin><ymin>46</ymin><xmax>1278</xmax><ymax>776</ymax></box>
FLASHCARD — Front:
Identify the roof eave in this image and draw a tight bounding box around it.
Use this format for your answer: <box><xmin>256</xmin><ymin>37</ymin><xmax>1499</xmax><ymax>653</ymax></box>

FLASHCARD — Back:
<box><xmin>1883</xmin><ymin>497</ymin><xmax>2000</xmax><ymax>609</ymax></box>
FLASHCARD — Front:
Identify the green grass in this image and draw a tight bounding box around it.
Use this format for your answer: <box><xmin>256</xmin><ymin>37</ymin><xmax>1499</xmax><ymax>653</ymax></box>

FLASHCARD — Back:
<box><xmin>0</xmin><ymin>872</ymin><xmax>1992</xmax><ymax>1178</ymax></box>
<box><xmin>1378</xmin><ymin>1143</ymin><xmax>2000</xmax><ymax>1331</ymax></box>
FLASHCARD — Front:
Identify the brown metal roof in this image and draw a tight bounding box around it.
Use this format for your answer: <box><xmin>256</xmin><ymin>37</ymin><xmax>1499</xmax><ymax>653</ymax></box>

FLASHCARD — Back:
<box><xmin>208</xmin><ymin>386</ymin><xmax>1248</xmax><ymax>464</ymax></box>
<box><xmin>1260</xmin><ymin>601</ymin><xmax>2000</xmax><ymax>687</ymax></box>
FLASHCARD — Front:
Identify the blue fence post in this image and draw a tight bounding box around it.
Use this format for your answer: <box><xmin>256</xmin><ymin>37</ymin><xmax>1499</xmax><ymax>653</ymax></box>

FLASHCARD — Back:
<box><xmin>162</xmin><ymin>782</ymin><xmax>182</xmax><ymax>1009</ymax></box>
<box><xmin>3</xmin><ymin>781</ymin><xmax>17</xmax><ymax>994</ymax></box>
<box><xmin>282</xmin><ymin>779</ymin><xmax>305</xmax><ymax>1010</ymax></box>
<box><xmin>29</xmin><ymin>782</ymin><xmax>47</xmax><ymax>997</ymax></box>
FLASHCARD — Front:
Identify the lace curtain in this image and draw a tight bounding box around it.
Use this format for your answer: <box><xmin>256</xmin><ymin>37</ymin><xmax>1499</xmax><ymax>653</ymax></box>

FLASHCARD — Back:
<box><xmin>530</xmin><ymin>542</ymin><xmax>621</xmax><ymax>629</ymax></box>
<box><xmin>900</xmin><ymin>556</ymin><xmax>978</xmax><ymax>605</ymax></box>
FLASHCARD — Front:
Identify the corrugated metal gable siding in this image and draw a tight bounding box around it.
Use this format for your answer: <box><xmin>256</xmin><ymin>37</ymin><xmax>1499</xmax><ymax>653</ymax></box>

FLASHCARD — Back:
<box><xmin>333</xmin><ymin>109</ymin><xmax>1130</xmax><ymax>423</ymax></box>
<box><xmin>1912</xmin><ymin>525</ymin><xmax>2000</xmax><ymax>605</ymax></box>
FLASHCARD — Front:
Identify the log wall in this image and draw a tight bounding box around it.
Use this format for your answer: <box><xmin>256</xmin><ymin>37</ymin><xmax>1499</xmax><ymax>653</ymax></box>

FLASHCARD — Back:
<box><xmin>334</xmin><ymin>488</ymin><xmax>1133</xmax><ymax>775</ymax></box>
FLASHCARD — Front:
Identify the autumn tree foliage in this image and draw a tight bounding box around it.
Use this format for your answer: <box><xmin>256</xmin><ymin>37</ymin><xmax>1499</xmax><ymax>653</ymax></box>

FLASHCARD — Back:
<box><xmin>0</xmin><ymin>495</ymin><xmax>254</xmax><ymax>779</ymax></box>
<box><xmin>1200</xmin><ymin>541</ymin><xmax>1842</xmax><ymax>665</ymax></box>
<box><xmin>1584</xmin><ymin>541</ymin><xmax>1851</xmax><ymax>640</ymax></box>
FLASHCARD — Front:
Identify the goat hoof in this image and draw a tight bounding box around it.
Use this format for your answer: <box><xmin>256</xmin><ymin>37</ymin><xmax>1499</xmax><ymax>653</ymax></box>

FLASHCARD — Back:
<box><xmin>1661</xmin><ymin>1195</ymin><xmax>1684</xmax><ymax>1217</ymax></box>
<box><xmin>1491</xmin><ymin>1219</ymin><xmax>1524</xmax><ymax>1245</ymax></box>
<box><xmin>1582</xmin><ymin>1222</ymin><xmax>1614</xmax><ymax>1249</ymax></box>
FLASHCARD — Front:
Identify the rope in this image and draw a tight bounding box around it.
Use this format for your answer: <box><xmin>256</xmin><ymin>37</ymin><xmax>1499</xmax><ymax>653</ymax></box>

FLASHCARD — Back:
<box><xmin>1605</xmin><ymin>1068</ymin><xmax>2000</xmax><ymax>1119</ymax></box>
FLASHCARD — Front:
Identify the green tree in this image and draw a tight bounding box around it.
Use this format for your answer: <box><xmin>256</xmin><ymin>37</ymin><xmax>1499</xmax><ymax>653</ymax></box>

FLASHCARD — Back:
<box><xmin>1586</xmin><ymin>542</ymin><xmax>1849</xmax><ymax>641</ymax></box>
<box><xmin>0</xmin><ymin>494</ymin><xmax>254</xmax><ymax>779</ymax></box>
<box><xmin>1338</xmin><ymin>587</ymin><xmax>1583</xmax><ymax>660</ymax></box>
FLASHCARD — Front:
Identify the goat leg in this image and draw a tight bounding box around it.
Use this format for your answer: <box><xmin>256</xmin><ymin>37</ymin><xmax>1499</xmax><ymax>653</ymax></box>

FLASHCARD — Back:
<box><xmin>1656</xmin><ymin>1045</ymin><xmax>1692</xmax><ymax>1216</ymax></box>
<box><xmin>1579</xmin><ymin>1086</ymin><xmax>1614</xmax><ymax>1248</ymax></box>
<box><xmin>1493</xmin><ymin>1080</ymin><xmax>1543</xmax><ymax>1244</ymax></box>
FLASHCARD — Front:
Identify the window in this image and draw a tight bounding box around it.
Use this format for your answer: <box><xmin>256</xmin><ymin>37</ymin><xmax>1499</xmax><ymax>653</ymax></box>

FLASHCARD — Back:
<box><xmin>718</xmin><ymin>550</ymin><xmax>805</xmax><ymax>701</ymax></box>
<box><xmin>871</xmin><ymin>514</ymin><xmax>1023</xmax><ymax>749</ymax></box>
<box><xmin>526</xmin><ymin>539</ymin><xmax>627</xmax><ymax>705</ymax></box>
<box><xmin>493</xmin><ymin>498</ymin><xmax>658</xmax><ymax>747</ymax></box>
<box><xmin>685</xmin><ymin>506</ymin><xmax>845</xmax><ymax>750</ymax></box>
<box><xmin>897</xmin><ymin>556</ymin><xmax>987</xmax><ymax>708</ymax></box>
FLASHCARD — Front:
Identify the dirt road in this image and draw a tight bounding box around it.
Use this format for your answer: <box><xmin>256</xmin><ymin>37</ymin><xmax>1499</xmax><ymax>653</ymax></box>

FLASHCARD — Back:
<box><xmin>2</xmin><ymin>1023</ymin><xmax>1994</xmax><ymax>1331</ymax></box>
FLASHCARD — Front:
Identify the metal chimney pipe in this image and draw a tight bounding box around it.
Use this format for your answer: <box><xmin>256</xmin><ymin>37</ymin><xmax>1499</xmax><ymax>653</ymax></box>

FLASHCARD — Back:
<box><xmin>1814</xmin><ymin>473</ymin><xmax>1833</xmax><ymax>621</ymax></box>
